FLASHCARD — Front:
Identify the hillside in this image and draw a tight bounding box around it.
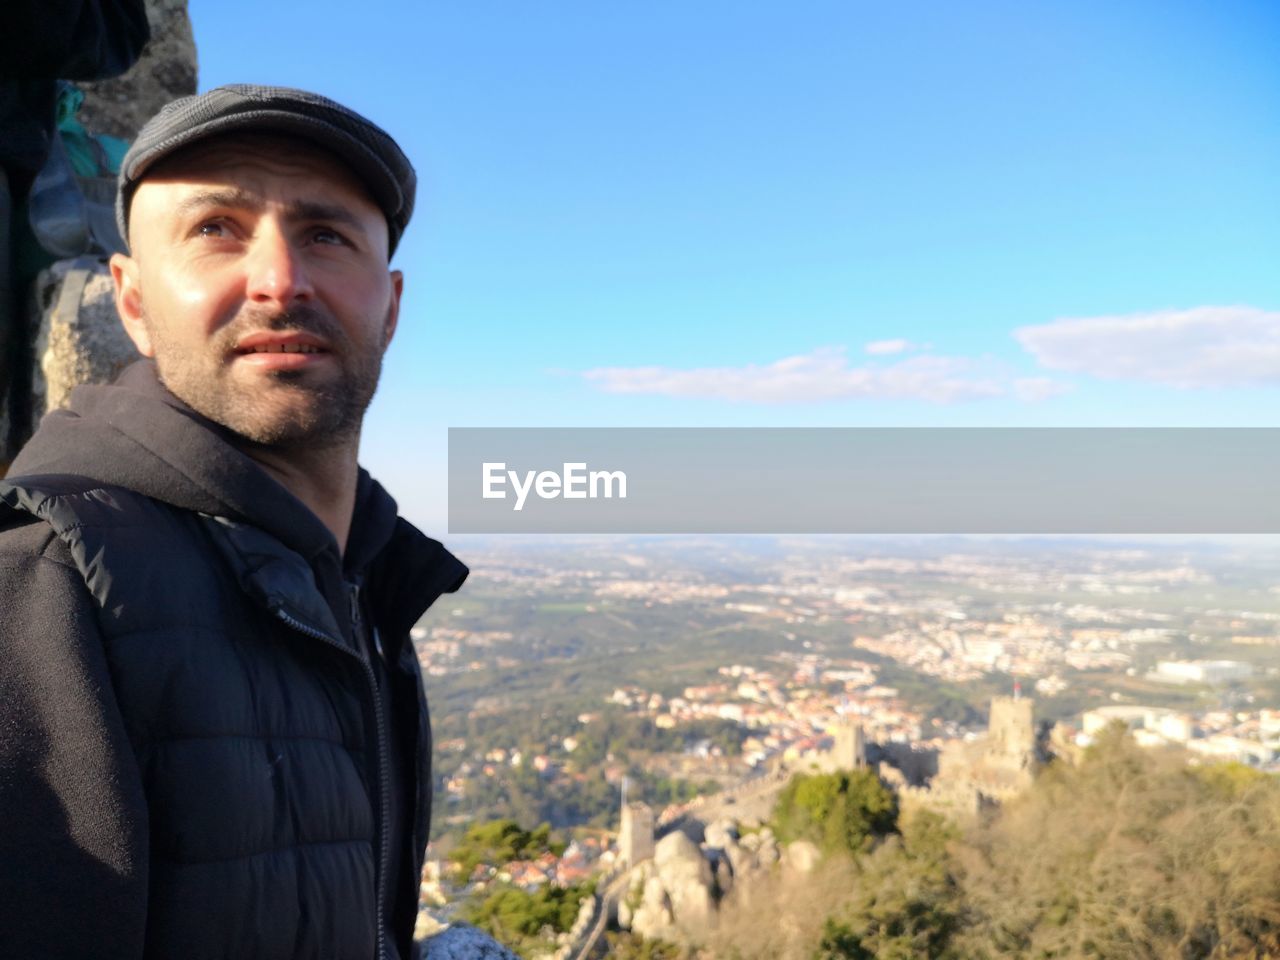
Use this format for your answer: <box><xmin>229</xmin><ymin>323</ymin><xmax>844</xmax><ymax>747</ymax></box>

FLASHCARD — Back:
<box><xmin>630</xmin><ymin>731</ymin><xmax>1280</xmax><ymax>960</ymax></box>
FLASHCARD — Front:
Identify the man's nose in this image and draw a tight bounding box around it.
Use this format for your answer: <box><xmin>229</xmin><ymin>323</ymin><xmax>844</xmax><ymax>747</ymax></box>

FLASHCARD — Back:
<box><xmin>244</xmin><ymin>223</ymin><xmax>315</xmax><ymax>307</ymax></box>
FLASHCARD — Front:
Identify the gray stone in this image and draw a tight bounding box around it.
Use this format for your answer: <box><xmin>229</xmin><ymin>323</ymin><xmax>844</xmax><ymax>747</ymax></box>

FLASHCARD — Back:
<box><xmin>704</xmin><ymin>817</ymin><xmax>739</xmax><ymax>851</ymax></box>
<box><xmin>670</xmin><ymin>819</ymin><xmax>705</xmax><ymax>845</ymax></box>
<box><xmin>79</xmin><ymin>0</ymin><xmax>199</xmax><ymax>142</ymax></box>
<box><xmin>671</xmin><ymin>879</ymin><xmax>715</xmax><ymax>933</ymax></box>
<box><xmin>757</xmin><ymin>833</ymin><xmax>781</xmax><ymax>866</ymax></box>
<box><xmin>574</xmin><ymin>895</ymin><xmax>595</xmax><ymax>929</ymax></box>
<box><xmin>654</xmin><ymin>831</ymin><xmax>712</xmax><ymax>890</ymax></box>
<box><xmin>713</xmin><ymin>855</ymin><xmax>735</xmax><ymax>896</ymax></box>
<box><xmin>724</xmin><ymin>840</ymin><xmax>755</xmax><ymax>877</ymax></box>
<box><xmin>421</xmin><ymin>923</ymin><xmax>522</xmax><ymax>960</ymax></box>
<box><xmin>617</xmin><ymin>867</ymin><xmax>651</xmax><ymax>932</ymax></box>
<box><xmin>784</xmin><ymin>840</ymin><xmax>822</xmax><ymax>875</ymax></box>
<box><xmin>630</xmin><ymin>876</ymin><xmax>676</xmax><ymax>942</ymax></box>
<box><xmin>651</xmin><ymin>831</ymin><xmax>716</xmax><ymax>936</ymax></box>
<box><xmin>31</xmin><ymin>257</ymin><xmax>138</xmax><ymax>419</ymax></box>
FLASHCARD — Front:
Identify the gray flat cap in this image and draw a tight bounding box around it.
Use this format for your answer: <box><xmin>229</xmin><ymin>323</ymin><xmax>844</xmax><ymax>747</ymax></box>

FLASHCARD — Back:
<box><xmin>117</xmin><ymin>84</ymin><xmax>416</xmax><ymax>256</ymax></box>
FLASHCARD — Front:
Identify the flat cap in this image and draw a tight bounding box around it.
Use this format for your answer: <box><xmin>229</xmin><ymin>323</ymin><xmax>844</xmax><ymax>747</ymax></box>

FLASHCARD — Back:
<box><xmin>117</xmin><ymin>84</ymin><xmax>416</xmax><ymax>256</ymax></box>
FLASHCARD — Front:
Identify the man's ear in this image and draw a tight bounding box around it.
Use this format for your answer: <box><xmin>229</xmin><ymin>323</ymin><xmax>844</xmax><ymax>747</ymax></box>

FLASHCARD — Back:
<box><xmin>110</xmin><ymin>252</ymin><xmax>154</xmax><ymax>357</ymax></box>
<box><xmin>384</xmin><ymin>270</ymin><xmax>403</xmax><ymax>347</ymax></box>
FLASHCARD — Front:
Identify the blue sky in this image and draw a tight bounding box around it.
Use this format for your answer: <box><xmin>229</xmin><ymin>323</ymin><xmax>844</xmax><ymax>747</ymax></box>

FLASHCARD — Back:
<box><xmin>190</xmin><ymin>1</ymin><xmax>1280</xmax><ymax>532</ymax></box>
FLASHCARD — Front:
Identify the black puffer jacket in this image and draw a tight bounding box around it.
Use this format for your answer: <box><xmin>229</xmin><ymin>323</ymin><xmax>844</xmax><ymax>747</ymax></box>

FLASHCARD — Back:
<box><xmin>0</xmin><ymin>361</ymin><xmax>466</xmax><ymax>959</ymax></box>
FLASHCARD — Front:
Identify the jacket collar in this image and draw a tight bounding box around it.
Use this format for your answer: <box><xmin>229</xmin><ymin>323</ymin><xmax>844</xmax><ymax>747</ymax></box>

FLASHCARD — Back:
<box><xmin>10</xmin><ymin>360</ymin><xmax>467</xmax><ymax>632</ymax></box>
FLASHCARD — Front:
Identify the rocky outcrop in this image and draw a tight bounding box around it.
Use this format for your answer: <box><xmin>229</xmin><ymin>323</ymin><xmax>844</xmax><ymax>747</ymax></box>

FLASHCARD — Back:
<box><xmin>420</xmin><ymin>923</ymin><xmax>521</xmax><ymax>960</ymax></box>
<box><xmin>704</xmin><ymin>817</ymin><xmax>737</xmax><ymax>851</ymax></box>
<box><xmin>719</xmin><ymin>824</ymin><xmax>782</xmax><ymax>912</ymax></box>
<box><xmin>783</xmin><ymin>840</ymin><xmax>821</xmax><ymax>875</ymax></box>
<box><xmin>617</xmin><ymin>820</ymin><xmax>806</xmax><ymax>946</ymax></box>
<box><xmin>30</xmin><ymin>257</ymin><xmax>138</xmax><ymax>418</ymax></box>
<box><xmin>625</xmin><ymin>831</ymin><xmax>716</xmax><ymax>942</ymax></box>
<box><xmin>415</xmin><ymin>892</ymin><xmax>596</xmax><ymax>960</ymax></box>
<box><xmin>2</xmin><ymin>1</ymin><xmax>195</xmax><ymax>465</ymax></box>
<box><xmin>545</xmin><ymin>894</ymin><xmax>597</xmax><ymax>960</ymax></box>
<box><xmin>49</xmin><ymin>0</ymin><xmax>197</xmax><ymax>414</ymax></box>
<box><xmin>79</xmin><ymin>0</ymin><xmax>198</xmax><ymax>141</ymax></box>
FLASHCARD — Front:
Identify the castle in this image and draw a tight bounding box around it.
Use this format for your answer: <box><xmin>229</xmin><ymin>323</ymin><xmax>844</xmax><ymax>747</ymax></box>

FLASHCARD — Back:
<box><xmin>895</xmin><ymin>694</ymin><xmax>1045</xmax><ymax>818</ymax></box>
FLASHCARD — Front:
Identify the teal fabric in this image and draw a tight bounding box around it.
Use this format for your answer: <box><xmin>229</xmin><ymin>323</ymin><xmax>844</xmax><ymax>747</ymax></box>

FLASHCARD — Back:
<box><xmin>55</xmin><ymin>83</ymin><xmax>127</xmax><ymax>177</ymax></box>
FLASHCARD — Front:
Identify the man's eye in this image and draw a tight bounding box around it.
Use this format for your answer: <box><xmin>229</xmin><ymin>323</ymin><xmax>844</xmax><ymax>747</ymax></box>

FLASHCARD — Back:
<box><xmin>311</xmin><ymin>228</ymin><xmax>348</xmax><ymax>246</ymax></box>
<box><xmin>195</xmin><ymin>220</ymin><xmax>232</xmax><ymax>239</ymax></box>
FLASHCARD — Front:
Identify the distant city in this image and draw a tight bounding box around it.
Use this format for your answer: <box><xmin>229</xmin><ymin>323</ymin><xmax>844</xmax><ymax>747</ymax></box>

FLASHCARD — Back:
<box><xmin>409</xmin><ymin>537</ymin><xmax>1280</xmax><ymax>951</ymax></box>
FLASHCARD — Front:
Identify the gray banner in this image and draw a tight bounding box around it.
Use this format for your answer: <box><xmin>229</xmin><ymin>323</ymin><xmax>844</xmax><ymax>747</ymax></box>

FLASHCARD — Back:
<box><xmin>447</xmin><ymin>428</ymin><xmax>1280</xmax><ymax>533</ymax></box>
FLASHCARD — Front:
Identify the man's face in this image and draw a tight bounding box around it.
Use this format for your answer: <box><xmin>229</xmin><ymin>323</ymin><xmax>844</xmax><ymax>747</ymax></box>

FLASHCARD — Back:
<box><xmin>111</xmin><ymin>132</ymin><xmax>402</xmax><ymax>450</ymax></box>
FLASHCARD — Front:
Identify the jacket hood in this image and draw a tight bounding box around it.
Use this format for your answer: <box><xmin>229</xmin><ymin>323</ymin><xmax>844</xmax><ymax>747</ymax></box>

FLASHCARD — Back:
<box><xmin>9</xmin><ymin>361</ymin><xmax>466</xmax><ymax>612</ymax></box>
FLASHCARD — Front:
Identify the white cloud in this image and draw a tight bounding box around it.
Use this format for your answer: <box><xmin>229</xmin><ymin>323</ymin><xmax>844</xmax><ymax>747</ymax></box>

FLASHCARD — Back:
<box><xmin>1015</xmin><ymin>306</ymin><xmax>1280</xmax><ymax>388</ymax></box>
<box><xmin>864</xmin><ymin>338</ymin><xmax>915</xmax><ymax>356</ymax></box>
<box><xmin>582</xmin><ymin>346</ymin><xmax>1059</xmax><ymax>405</ymax></box>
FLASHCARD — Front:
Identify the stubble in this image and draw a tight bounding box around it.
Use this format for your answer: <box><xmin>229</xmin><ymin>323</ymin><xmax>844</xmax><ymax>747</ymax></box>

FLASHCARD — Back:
<box><xmin>144</xmin><ymin>302</ymin><xmax>388</xmax><ymax>450</ymax></box>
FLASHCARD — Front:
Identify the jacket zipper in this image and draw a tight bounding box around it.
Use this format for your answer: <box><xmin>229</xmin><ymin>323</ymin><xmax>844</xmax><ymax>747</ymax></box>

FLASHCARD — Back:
<box><xmin>273</xmin><ymin>593</ymin><xmax>391</xmax><ymax>960</ymax></box>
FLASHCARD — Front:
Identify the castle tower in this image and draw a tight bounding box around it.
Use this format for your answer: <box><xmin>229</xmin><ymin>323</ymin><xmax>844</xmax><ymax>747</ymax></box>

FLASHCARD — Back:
<box><xmin>987</xmin><ymin>696</ymin><xmax>1036</xmax><ymax>769</ymax></box>
<box><xmin>618</xmin><ymin>801</ymin><xmax>655</xmax><ymax>867</ymax></box>
<box><xmin>831</xmin><ymin>719</ymin><xmax>867</xmax><ymax>770</ymax></box>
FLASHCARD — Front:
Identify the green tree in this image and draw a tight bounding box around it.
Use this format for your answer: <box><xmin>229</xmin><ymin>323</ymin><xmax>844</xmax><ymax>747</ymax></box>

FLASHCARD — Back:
<box><xmin>462</xmin><ymin>879</ymin><xmax>596</xmax><ymax>955</ymax></box>
<box><xmin>448</xmin><ymin>818</ymin><xmax>566</xmax><ymax>877</ymax></box>
<box><xmin>815</xmin><ymin>810</ymin><xmax>965</xmax><ymax>960</ymax></box>
<box><xmin>773</xmin><ymin>770</ymin><xmax>898</xmax><ymax>856</ymax></box>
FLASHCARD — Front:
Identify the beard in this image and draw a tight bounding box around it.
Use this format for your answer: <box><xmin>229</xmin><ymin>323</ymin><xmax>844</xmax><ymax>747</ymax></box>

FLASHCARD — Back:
<box><xmin>144</xmin><ymin>302</ymin><xmax>389</xmax><ymax>451</ymax></box>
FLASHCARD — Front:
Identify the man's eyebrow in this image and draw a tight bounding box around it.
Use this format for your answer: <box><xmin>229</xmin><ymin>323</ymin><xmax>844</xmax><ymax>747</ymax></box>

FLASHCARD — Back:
<box><xmin>285</xmin><ymin>200</ymin><xmax>369</xmax><ymax>235</ymax></box>
<box><xmin>174</xmin><ymin>188</ymin><xmax>264</xmax><ymax>218</ymax></box>
<box><xmin>172</xmin><ymin>191</ymin><xmax>369</xmax><ymax>235</ymax></box>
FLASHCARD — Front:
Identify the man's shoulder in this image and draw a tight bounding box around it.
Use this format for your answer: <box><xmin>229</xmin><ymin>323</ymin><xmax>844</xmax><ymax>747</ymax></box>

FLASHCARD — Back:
<box><xmin>0</xmin><ymin>509</ymin><xmax>87</xmax><ymax>611</ymax></box>
<box><xmin>1</xmin><ymin>473</ymin><xmax>124</xmax><ymax>534</ymax></box>
<box><xmin>0</xmin><ymin>474</ymin><xmax>175</xmax><ymax>530</ymax></box>
<box><xmin>0</xmin><ymin>513</ymin><xmax>72</xmax><ymax>567</ymax></box>
<box><xmin>0</xmin><ymin>473</ymin><xmax>101</xmax><ymax>578</ymax></box>
<box><xmin>0</xmin><ymin>474</ymin><xmax>177</xmax><ymax>580</ymax></box>
<box><xmin>0</xmin><ymin>474</ymin><xmax>233</xmax><ymax>625</ymax></box>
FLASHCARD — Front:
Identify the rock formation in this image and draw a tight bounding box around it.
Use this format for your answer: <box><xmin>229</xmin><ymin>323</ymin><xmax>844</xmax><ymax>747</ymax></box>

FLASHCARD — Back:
<box><xmin>79</xmin><ymin>0</ymin><xmax>199</xmax><ymax>141</ymax></box>
<box><xmin>421</xmin><ymin>923</ymin><xmax>521</xmax><ymax>960</ymax></box>
<box><xmin>625</xmin><ymin>831</ymin><xmax>715</xmax><ymax>941</ymax></box>
<box><xmin>46</xmin><ymin>0</ymin><xmax>201</xmax><ymax>417</ymax></box>
<box><xmin>2</xmin><ymin>0</ymin><xmax>198</xmax><ymax>464</ymax></box>
<box><xmin>29</xmin><ymin>257</ymin><xmax>137</xmax><ymax>419</ymax></box>
<box><xmin>617</xmin><ymin>820</ymin><xmax>800</xmax><ymax>947</ymax></box>
<box><xmin>783</xmin><ymin>839</ymin><xmax>821</xmax><ymax>875</ymax></box>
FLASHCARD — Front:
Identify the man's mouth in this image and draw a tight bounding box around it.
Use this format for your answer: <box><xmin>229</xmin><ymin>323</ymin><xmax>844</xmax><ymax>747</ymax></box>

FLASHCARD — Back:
<box><xmin>239</xmin><ymin>342</ymin><xmax>326</xmax><ymax>354</ymax></box>
<box><xmin>233</xmin><ymin>331</ymin><xmax>332</xmax><ymax>356</ymax></box>
<box><xmin>231</xmin><ymin>332</ymin><xmax>334</xmax><ymax>369</ymax></box>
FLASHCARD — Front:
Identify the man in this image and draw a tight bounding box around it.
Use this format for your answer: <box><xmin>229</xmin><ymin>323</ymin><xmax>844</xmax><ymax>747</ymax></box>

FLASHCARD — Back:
<box><xmin>0</xmin><ymin>85</ymin><xmax>467</xmax><ymax>959</ymax></box>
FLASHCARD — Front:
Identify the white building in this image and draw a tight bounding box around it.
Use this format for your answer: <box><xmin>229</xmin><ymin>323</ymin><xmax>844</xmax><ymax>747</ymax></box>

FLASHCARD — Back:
<box><xmin>1185</xmin><ymin>735</ymin><xmax>1274</xmax><ymax>767</ymax></box>
<box><xmin>1080</xmin><ymin>705</ymin><xmax>1193</xmax><ymax>744</ymax></box>
<box><xmin>1154</xmin><ymin>660</ymin><xmax>1252</xmax><ymax>685</ymax></box>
